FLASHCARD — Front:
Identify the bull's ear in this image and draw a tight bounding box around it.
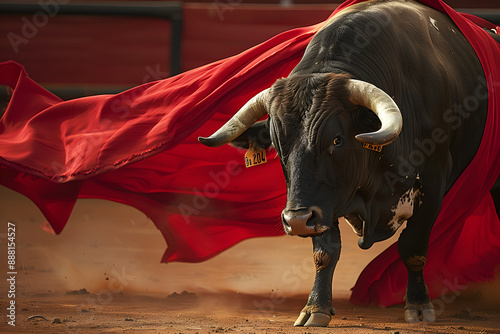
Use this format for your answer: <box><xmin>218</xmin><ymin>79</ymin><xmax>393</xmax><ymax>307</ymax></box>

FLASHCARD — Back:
<box><xmin>229</xmin><ymin>120</ymin><xmax>271</xmax><ymax>149</ymax></box>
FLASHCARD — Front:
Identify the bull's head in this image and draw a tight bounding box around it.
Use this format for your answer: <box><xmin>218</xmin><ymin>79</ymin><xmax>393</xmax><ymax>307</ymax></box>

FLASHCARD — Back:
<box><xmin>199</xmin><ymin>74</ymin><xmax>402</xmax><ymax>238</ymax></box>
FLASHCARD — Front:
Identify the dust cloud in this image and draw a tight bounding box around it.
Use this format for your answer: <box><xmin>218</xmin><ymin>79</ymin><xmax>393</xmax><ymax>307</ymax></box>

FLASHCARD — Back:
<box><xmin>1</xmin><ymin>185</ymin><xmax>498</xmax><ymax>311</ymax></box>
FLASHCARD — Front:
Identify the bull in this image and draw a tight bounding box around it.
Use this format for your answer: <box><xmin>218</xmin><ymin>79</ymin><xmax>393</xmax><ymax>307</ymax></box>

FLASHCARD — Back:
<box><xmin>199</xmin><ymin>0</ymin><xmax>500</xmax><ymax>327</ymax></box>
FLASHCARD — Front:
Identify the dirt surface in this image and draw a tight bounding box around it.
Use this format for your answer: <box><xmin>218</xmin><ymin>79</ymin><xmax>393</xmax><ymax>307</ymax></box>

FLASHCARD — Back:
<box><xmin>1</xmin><ymin>185</ymin><xmax>499</xmax><ymax>333</ymax></box>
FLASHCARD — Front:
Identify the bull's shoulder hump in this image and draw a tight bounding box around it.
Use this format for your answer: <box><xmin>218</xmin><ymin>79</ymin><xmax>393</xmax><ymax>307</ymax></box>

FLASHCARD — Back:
<box><xmin>319</xmin><ymin>0</ymin><xmax>437</xmax><ymax>33</ymax></box>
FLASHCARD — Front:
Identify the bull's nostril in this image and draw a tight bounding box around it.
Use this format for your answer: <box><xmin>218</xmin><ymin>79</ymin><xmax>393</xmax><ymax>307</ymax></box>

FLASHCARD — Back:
<box><xmin>281</xmin><ymin>212</ymin><xmax>289</xmax><ymax>225</ymax></box>
<box><xmin>308</xmin><ymin>210</ymin><xmax>318</xmax><ymax>226</ymax></box>
<box><xmin>281</xmin><ymin>212</ymin><xmax>292</xmax><ymax>234</ymax></box>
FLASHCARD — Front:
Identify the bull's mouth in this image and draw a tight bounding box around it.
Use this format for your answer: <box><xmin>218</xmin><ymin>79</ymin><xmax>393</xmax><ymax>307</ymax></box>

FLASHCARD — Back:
<box><xmin>282</xmin><ymin>197</ymin><xmax>367</xmax><ymax>238</ymax></box>
<box><xmin>287</xmin><ymin>213</ymin><xmax>364</xmax><ymax>238</ymax></box>
<box><xmin>283</xmin><ymin>223</ymin><xmax>329</xmax><ymax>237</ymax></box>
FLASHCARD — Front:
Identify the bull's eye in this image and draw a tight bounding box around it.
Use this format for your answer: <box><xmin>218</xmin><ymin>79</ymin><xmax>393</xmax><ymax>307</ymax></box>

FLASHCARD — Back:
<box><xmin>333</xmin><ymin>136</ymin><xmax>343</xmax><ymax>147</ymax></box>
<box><xmin>329</xmin><ymin>136</ymin><xmax>343</xmax><ymax>154</ymax></box>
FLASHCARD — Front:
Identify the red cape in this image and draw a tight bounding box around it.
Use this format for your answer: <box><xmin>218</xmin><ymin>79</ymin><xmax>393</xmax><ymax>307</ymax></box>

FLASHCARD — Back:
<box><xmin>1</xmin><ymin>0</ymin><xmax>499</xmax><ymax>306</ymax></box>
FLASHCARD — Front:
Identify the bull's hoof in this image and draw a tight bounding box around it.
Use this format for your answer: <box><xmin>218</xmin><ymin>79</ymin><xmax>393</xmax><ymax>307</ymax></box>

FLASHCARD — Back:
<box><xmin>293</xmin><ymin>306</ymin><xmax>334</xmax><ymax>327</ymax></box>
<box><xmin>404</xmin><ymin>302</ymin><xmax>435</xmax><ymax>322</ymax></box>
<box><xmin>294</xmin><ymin>312</ymin><xmax>331</xmax><ymax>327</ymax></box>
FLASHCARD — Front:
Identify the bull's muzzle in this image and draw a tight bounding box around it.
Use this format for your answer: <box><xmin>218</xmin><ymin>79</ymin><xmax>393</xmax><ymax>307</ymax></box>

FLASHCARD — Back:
<box><xmin>281</xmin><ymin>208</ymin><xmax>328</xmax><ymax>236</ymax></box>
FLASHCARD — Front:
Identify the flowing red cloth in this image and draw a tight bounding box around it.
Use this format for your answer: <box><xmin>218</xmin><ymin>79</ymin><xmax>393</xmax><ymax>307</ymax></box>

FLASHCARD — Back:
<box><xmin>1</xmin><ymin>0</ymin><xmax>499</xmax><ymax>306</ymax></box>
<box><xmin>0</xmin><ymin>19</ymin><xmax>324</xmax><ymax>261</ymax></box>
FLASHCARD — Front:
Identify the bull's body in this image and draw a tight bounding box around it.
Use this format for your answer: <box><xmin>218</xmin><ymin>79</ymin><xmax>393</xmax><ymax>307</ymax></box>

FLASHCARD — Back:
<box><xmin>201</xmin><ymin>0</ymin><xmax>500</xmax><ymax>327</ymax></box>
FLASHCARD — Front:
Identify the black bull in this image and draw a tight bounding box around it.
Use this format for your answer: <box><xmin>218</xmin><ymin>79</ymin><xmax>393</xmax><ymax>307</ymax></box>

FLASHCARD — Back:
<box><xmin>199</xmin><ymin>0</ymin><xmax>500</xmax><ymax>327</ymax></box>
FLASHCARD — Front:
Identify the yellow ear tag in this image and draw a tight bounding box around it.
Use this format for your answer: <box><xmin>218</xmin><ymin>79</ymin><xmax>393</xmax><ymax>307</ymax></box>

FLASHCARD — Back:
<box><xmin>245</xmin><ymin>143</ymin><xmax>267</xmax><ymax>168</ymax></box>
<box><xmin>362</xmin><ymin>142</ymin><xmax>383</xmax><ymax>152</ymax></box>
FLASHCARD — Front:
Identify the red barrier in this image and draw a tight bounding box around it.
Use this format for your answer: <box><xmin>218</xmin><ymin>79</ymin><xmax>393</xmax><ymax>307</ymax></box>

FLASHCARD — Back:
<box><xmin>0</xmin><ymin>4</ymin><xmax>335</xmax><ymax>87</ymax></box>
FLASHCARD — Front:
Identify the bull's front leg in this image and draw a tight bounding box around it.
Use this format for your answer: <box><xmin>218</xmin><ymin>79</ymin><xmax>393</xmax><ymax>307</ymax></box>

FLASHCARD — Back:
<box><xmin>398</xmin><ymin>171</ymin><xmax>445</xmax><ymax>323</ymax></box>
<box><xmin>294</xmin><ymin>221</ymin><xmax>341</xmax><ymax>327</ymax></box>
<box><xmin>398</xmin><ymin>216</ymin><xmax>436</xmax><ymax>323</ymax></box>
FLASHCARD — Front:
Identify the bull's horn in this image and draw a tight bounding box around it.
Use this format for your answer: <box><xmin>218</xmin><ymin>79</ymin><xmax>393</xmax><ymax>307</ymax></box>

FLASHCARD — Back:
<box><xmin>198</xmin><ymin>89</ymin><xmax>270</xmax><ymax>147</ymax></box>
<box><xmin>347</xmin><ymin>79</ymin><xmax>402</xmax><ymax>146</ymax></box>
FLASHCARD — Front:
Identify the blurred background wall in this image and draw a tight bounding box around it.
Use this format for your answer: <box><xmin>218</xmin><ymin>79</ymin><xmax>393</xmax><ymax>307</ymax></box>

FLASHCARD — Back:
<box><xmin>0</xmin><ymin>0</ymin><xmax>498</xmax><ymax>99</ymax></box>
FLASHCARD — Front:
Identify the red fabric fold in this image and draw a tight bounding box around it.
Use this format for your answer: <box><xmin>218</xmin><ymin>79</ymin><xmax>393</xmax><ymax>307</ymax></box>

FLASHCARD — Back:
<box><xmin>1</xmin><ymin>0</ymin><xmax>499</xmax><ymax>306</ymax></box>
<box><xmin>0</xmin><ymin>20</ymin><xmax>323</xmax><ymax>260</ymax></box>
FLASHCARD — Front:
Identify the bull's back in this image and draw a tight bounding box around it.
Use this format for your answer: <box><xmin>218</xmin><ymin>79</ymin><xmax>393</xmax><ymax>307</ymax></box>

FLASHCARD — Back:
<box><xmin>293</xmin><ymin>0</ymin><xmax>487</xmax><ymax>190</ymax></box>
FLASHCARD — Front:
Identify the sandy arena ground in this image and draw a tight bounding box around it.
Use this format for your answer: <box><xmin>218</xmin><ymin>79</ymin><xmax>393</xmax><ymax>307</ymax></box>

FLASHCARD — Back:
<box><xmin>1</xmin><ymin>185</ymin><xmax>499</xmax><ymax>333</ymax></box>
